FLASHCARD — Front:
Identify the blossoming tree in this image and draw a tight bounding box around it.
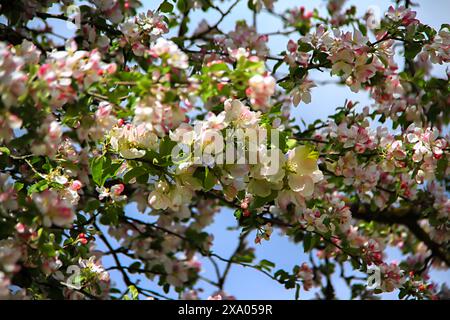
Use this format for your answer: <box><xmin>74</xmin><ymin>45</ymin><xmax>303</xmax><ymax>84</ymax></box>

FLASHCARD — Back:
<box><xmin>0</xmin><ymin>0</ymin><xmax>449</xmax><ymax>300</ymax></box>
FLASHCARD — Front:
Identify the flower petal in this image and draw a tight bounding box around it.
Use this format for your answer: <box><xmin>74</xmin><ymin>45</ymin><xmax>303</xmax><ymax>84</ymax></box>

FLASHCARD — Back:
<box><xmin>288</xmin><ymin>174</ymin><xmax>314</xmax><ymax>196</ymax></box>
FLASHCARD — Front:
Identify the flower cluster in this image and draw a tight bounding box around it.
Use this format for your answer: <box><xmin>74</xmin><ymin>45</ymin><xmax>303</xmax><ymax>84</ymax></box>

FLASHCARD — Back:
<box><xmin>37</xmin><ymin>41</ymin><xmax>117</xmax><ymax>108</ymax></box>
<box><xmin>32</xmin><ymin>190</ymin><xmax>76</xmax><ymax>227</ymax></box>
<box><xmin>31</xmin><ymin>116</ymin><xmax>63</xmax><ymax>158</ymax></box>
<box><xmin>119</xmin><ymin>10</ymin><xmax>168</xmax><ymax>56</ymax></box>
<box><xmin>405</xmin><ymin>124</ymin><xmax>447</xmax><ymax>183</ymax></box>
<box><xmin>327</xmin><ymin>30</ymin><xmax>390</xmax><ymax>92</ymax></box>
<box><xmin>216</xmin><ymin>21</ymin><xmax>269</xmax><ymax>58</ymax></box>
<box><xmin>285</xmin><ymin>40</ymin><xmax>310</xmax><ymax>68</ymax></box>
<box><xmin>0</xmin><ymin>238</ymin><xmax>23</xmax><ymax>299</ymax></box>
<box><xmin>149</xmin><ymin>38</ymin><xmax>189</xmax><ymax>69</ymax></box>
<box><xmin>97</xmin><ymin>183</ymin><xmax>127</xmax><ymax>202</ymax></box>
<box><xmin>285</xmin><ymin>6</ymin><xmax>313</xmax><ymax>26</ymax></box>
<box><xmin>0</xmin><ymin>173</ymin><xmax>18</xmax><ymax>212</ymax></box>
<box><xmin>88</xmin><ymin>101</ymin><xmax>118</xmax><ymax>141</ymax></box>
<box><xmin>246</xmin><ymin>73</ymin><xmax>276</xmax><ymax>111</ymax></box>
<box><xmin>91</xmin><ymin>0</ymin><xmax>125</xmax><ymax>24</ymax></box>
<box><xmin>320</xmin><ymin>118</ymin><xmax>449</xmax><ymax>192</ymax></box>
<box><xmin>385</xmin><ymin>6</ymin><xmax>419</xmax><ymax>26</ymax></box>
<box><xmin>109</xmin><ymin>123</ymin><xmax>159</xmax><ymax>159</ymax></box>
<box><xmin>379</xmin><ymin>262</ymin><xmax>405</xmax><ymax>292</ymax></box>
<box><xmin>56</xmin><ymin>256</ymin><xmax>110</xmax><ymax>299</ymax></box>
<box><xmin>0</xmin><ymin>41</ymin><xmax>34</xmax><ymax>107</ymax></box>
<box><xmin>133</xmin><ymin>94</ymin><xmax>188</xmax><ymax>136</ymax></box>
<box><xmin>147</xmin><ymin>179</ymin><xmax>195</xmax><ymax>217</ymax></box>
<box><xmin>419</xmin><ymin>28</ymin><xmax>450</xmax><ymax>65</ymax></box>
<box><xmin>297</xmin><ymin>263</ymin><xmax>314</xmax><ymax>291</ymax></box>
<box><xmin>326</xmin><ymin>0</ymin><xmax>348</xmax><ymax>26</ymax></box>
<box><xmin>291</xmin><ymin>79</ymin><xmax>316</xmax><ymax>106</ymax></box>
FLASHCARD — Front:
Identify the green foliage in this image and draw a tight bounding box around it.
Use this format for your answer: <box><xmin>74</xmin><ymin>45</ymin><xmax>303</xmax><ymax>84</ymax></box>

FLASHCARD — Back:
<box><xmin>90</xmin><ymin>156</ymin><xmax>123</xmax><ymax>187</ymax></box>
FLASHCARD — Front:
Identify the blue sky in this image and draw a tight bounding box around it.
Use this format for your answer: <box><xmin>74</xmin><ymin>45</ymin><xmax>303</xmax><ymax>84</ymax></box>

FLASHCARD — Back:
<box><xmin>12</xmin><ymin>0</ymin><xmax>448</xmax><ymax>299</ymax></box>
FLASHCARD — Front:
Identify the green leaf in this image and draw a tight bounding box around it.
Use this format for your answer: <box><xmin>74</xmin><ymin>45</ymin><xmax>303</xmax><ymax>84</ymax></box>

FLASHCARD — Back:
<box><xmin>163</xmin><ymin>283</ymin><xmax>170</xmax><ymax>294</ymax></box>
<box><xmin>286</xmin><ymin>139</ymin><xmax>297</xmax><ymax>149</ymax></box>
<box><xmin>279</xmin><ymin>80</ymin><xmax>294</xmax><ymax>91</ymax></box>
<box><xmin>249</xmin><ymin>190</ymin><xmax>278</xmax><ymax>209</ymax></box>
<box><xmin>90</xmin><ymin>156</ymin><xmax>107</xmax><ymax>186</ymax></box>
<box><xmin>14</xmin><ymin>182</ymin><xmax>24</xmax><ymax>191</ymax></box>
<box><xmin>274</xmin><ymin>269</ymin><xmax>288</xmax><ymax>281</ymax></box>
<box><xmin>398</xmin><ymin>288</ymin><xmax>408</xmax><ymax>299</ymax></box>
<box><xmin>28</xmin><ymin>180</ymin><xmax>48</xmax><ymax>195</ymax></box>
<box><xmin>247</xmin><ymin>0</ymin><xmax>256</xmax><ymax>11</ymax></box>
<box><xmin>259</xmin><ymin>259</ymin><xmax>276</xmax><ymax>271</ymax></box>
<box><xmin>208</xmin><ymin>62</ymin><xmax>229</xmax><ymax>73</ymax></box>
<box><xmin>159</xmin><ymin>1</ymin><xmax>174</xmax><ymax>13</ymax></box>
<box><xmin>436</xmin><ymin>156</ymin><xmax>447</xmax><ymax>180</ymax></box>
<box><xmin>123</xmin><ymin>166</ymin><xmax>148</xmax><ymax>184</ymax></box>
<box><xmin>109</xmin><ymin>288</ymin><xmax>121</xmax><ymax>295</ymax></box>
<box><xmin>128</xmin><ymin>285</ymin><xmax>139</xmax><ymax>300</ymax></box>
<box><xmin>194</xmin><ymin>167</ymin><xmax>217</xmax><ymax>191</ymax></box>
<box><xmin>235</xmin><ymin>252</ymin><xmax>255</xmax><ymax>263</ymax></box>
<box><xmin>303</xmin><ymin>232</ymin><xmax>313</xmax><ymax>252</ymax></box>
<box><xmin>204</xmin><ymin>168</ymin><xmax>217</xmax><ymax>191</ymax></box>
<box><xmin>128</xmin><ymin>262</ymin><xmax>142</xmax><ymax>273</ymax></box>
<box><xmin>177</xmin><ymin>0</ymin><xmax>188</xmax><ymax>13</ymax></box>
<box><xmin>297</xmin><ymin>42</ymin><xmax>314</xmax><ymax>52</ymax></box>
<box><xmin>0</xmin><ymin>147</ymin><xmax>10</xmax><ymax>156</ymax></box>
<box><xmin>41</xmin><ymin>243</ymin><xmax>56</xmax><ymax>257</ymax></box>
<box><xmin>159</xmin><ymin>137</ymin><xmax>177</xmax><ymax>158</ymax></box>
<box><xmin>85</xmin><ymin>199</ymin><xmax>100</xmax><ymax>212</ymax></box>
<box><xmin>404</xmin><ymin>42</ymin><xmax>422</xmax><ymax>61</ymax></box>
<box><xmin>358</xmin><ymin>22</ymin><xmax>367</xmax><ymax>36</ymax></box>
<box><xmin>100</xmin><ymin>206</ymin><xmax>121</xmax><ymax>226</ymax></box>
<box><xmin>89</xmin><ymin>156</ymin><xmax>122</xmax><ymax>186</ymax></box>
<box><xmin>76</xmin><ymin>213</ymin><xmax>87</xmax><ymax>224</ymax></box>
<box><xmin>272</xmin><ymin>59</ymin><xmax>284</xmax><ymax>74</ymax></box>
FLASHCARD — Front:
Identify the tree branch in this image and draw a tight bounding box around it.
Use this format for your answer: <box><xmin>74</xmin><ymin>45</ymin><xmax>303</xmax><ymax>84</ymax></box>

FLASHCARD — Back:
<box><xmin>218</xmin><ymin>231</ymin><xmax>250</xmax><ymax>289</ymax></box>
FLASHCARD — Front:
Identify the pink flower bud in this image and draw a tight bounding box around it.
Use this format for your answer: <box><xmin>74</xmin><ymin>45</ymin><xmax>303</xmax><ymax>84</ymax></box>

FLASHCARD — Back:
<box><xmin>71</xmin><ymin>180</ymin><xmax>82</xmax><ymax>191</ymax></box>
